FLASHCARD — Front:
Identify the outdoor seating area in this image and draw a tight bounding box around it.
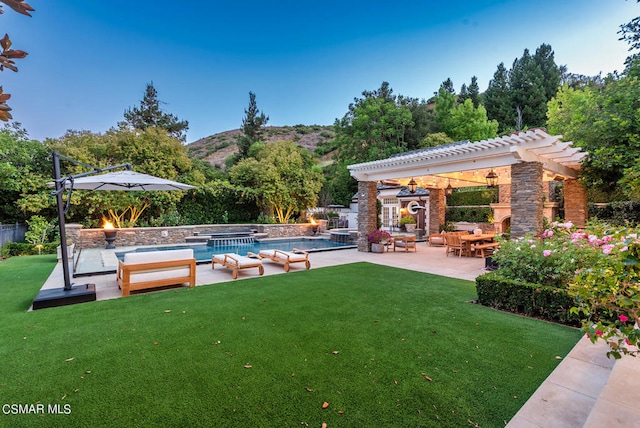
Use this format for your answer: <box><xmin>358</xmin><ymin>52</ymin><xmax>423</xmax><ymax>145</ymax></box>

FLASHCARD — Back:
<box><xmin>443</xmin><ymin>231</ymin><xmax>498</xmax><ymax>257</ymax></box>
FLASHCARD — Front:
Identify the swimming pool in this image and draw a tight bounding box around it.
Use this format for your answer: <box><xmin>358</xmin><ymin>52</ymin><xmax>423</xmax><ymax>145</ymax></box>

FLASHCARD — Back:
<box><xmin>115</xmin><ymin>237</ymin><xmax>356</xmax><ymax>263</ymax></box>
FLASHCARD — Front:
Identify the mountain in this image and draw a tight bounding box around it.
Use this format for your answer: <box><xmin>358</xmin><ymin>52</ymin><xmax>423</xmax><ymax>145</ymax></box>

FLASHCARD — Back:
<box><xmin>187</xmin><ymin>125</ymin><xmax>335</xmax><ymax>169</ymax></box>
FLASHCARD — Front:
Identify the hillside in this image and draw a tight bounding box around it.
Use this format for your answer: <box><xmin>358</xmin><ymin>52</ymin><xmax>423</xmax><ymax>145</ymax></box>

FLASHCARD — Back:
<box><xmin>187</xmin><ymin>125</ymin><xmax>335</xmax><ymax>169</ymax></box>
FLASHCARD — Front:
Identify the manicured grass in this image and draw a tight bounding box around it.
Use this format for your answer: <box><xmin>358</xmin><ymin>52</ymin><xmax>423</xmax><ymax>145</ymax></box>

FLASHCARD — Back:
<box><xmin>0</xmin><ymin>255</ymin><xmax>581</xmax><ymax>427</ymax></box>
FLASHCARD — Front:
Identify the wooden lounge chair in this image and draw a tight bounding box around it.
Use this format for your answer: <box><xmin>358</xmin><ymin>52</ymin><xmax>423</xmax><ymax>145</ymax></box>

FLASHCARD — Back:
<box><xmin>258</xmin><ymin>248</ymin><xmax>310</xmax><ymax>272</ymax></box>
<box><xmin>393</xmin><ymin>235</ymin><xmax>417</xmax><ymax>252</ymax></box>
<box><xmin>428</xmin><ymin>233</ymin><xmax>446</xmax><ymax>246</ymax></box>
<box><xmin>212</xmin><ymin>253</ymin><xmax>264</xmax><ymax>279</ymax></box>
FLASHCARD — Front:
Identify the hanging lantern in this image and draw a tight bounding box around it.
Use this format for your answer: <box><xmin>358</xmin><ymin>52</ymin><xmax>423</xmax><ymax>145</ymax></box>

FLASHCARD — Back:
<box><xmin>485</xmin><ymin>169</ymin><xmax>499</xmax><ymax>188</ymax></box>
<box><xmin>407</xmin><ymin>177</ymin><xmax>417</xmax><ymax>193</ymax></box>
<box><xmin>444</xmin><ymin>179</ymin><xmax>454</xmax><ymax>196</ymax></box>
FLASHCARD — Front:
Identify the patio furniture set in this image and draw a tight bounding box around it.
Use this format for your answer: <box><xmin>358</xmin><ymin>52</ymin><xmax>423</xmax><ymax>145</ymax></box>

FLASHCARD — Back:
<box><xmin>117</xmin><ymin>247</ymin><xmax>310</xmax><ymax>296</ymax></box>
<box><xmin>429</xmin><ymin>231</ymin><xmax>499</xmax><ymax>258</ymax></box>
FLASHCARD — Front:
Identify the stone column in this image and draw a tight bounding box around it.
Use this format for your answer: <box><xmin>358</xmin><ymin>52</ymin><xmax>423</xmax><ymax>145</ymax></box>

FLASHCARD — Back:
<box><xmin>357</xmin><ymin>181</ymin><xmax>378</xmax><ymax>252</ymax></box>
<box><xmin>564</xmin><ymin>179</ymin><xmax>588</xmax><ymax>228</ymax></box>
<box><xmin>429</xmin><ymin>188</ymin><xmax>445</xmax><ymax>234</ymax></box>
<box><xmin>510</xmin><ymin>162</ymin><xmax>544</xmax><ymax>239</ymax></box>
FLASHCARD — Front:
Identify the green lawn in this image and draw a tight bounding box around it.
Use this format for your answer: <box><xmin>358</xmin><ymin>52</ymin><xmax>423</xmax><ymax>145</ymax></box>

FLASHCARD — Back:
<box><xmin>0</xmin><ymin>255</ymin><xmax>581</xmax><ymax>427</ymax></box>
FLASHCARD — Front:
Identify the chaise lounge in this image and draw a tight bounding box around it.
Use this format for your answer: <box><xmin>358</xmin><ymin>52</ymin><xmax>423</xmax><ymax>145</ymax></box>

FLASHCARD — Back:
<box><xmin>211</xmin><ymin>253</ymin><xmax>264</xmax><ymax>279</ymax></box>
<box><xmin>258</xmin><ymin>248</ymin><xmax>311</xmax><ymax>272</ymax></box>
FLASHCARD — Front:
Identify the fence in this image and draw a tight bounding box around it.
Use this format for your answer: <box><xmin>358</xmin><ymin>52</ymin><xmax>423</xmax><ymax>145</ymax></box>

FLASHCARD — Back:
<box><xmin>0</xmin><ymin>223</ymin><xmax>27</xmax><ymax>248</ymax></box>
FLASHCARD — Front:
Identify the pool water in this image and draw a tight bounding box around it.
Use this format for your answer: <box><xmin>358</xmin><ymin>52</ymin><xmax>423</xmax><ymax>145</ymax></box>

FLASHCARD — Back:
<box><xmin>115</xmin><ymin>238</ymin><xmax>355</xmax><ymax>263</ymax></box>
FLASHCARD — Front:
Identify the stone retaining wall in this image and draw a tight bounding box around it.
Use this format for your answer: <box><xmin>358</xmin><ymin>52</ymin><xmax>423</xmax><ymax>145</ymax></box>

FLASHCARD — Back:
<box><xmin>66</xmin><ymin>223</ymin><xmax>315</xmax><ymax>250</ymax></box>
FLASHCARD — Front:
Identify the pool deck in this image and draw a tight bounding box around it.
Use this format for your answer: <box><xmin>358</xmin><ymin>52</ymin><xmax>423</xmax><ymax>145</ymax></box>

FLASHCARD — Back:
<box><xmin>37</xmin><ymin>243</ymin><xmax>640</xmax><ymax>427</ymax></box>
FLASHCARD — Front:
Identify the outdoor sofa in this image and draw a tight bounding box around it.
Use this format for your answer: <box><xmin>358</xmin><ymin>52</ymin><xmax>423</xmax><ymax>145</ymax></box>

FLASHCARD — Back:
<box><xmin>117</xmin><ymin>248</ymin><xmax>196</xmax><ymax>296</ymax></box>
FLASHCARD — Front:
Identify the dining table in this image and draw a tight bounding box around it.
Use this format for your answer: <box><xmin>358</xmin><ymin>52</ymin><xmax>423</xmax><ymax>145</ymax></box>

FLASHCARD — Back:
<box><xmin>458</xmin><ymin>233</ymin><xmax>496</xmax><ymax>257</ymax></box>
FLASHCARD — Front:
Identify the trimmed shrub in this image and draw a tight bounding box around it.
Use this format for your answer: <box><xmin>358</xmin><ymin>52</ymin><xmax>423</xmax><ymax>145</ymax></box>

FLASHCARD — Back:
<box><xmin>446</xmin><ymin>206</ymin><xmax>492</xmax><ymax>223</ymax></box>
<box><xmin>1</xmin><ymin>241</ymin><xmax>58</xmax><ymax>258</ymax></box>
<box><xmin>589</xmin><ymin>201</ymin><xmax>640</xmax><ymax>226</ymax></box>
<box><xmin>447</xmin><ymin>188</ymin><xmax>497</xmax><ymax>206</ymax></box>
<box><xmin>476</xmin><ymin>271</ymin><xmax>579</xmax><ymax>325</ymax></box>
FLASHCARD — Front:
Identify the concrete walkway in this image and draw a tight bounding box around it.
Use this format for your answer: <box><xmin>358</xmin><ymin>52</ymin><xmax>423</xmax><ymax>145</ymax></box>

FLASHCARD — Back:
<box><xmin>38</xmin><ymin>244</ymin><xmax>640</xmax><ymax>427</ymax></box>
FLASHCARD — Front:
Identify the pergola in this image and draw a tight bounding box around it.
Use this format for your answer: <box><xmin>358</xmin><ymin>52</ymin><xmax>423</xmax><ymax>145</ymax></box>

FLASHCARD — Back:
<box><xmin>348</xmin><ymin>129</ymin><xmax>588</xmax><ymax>251</ymax></box>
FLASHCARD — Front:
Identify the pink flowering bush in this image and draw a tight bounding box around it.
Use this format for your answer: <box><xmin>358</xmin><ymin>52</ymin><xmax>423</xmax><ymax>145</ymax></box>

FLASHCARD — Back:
<box><xmin>491</xmin><ymin>221</ymin><xmax>599</xmax><ymax>287</ymax></box>
<box><xmin>367</xmin><ymin>229</ymin><xmax>392</xmax><ymax>244</ymax></box>
<box><xmin>568</xmin><ymin>223</ymin><xmax>640</xmax><ymax>359</ymax></box>
<box><xmin>491</xmin><ymin>220</ymin><xmax>640</xmax><ymax>358</ymax></box>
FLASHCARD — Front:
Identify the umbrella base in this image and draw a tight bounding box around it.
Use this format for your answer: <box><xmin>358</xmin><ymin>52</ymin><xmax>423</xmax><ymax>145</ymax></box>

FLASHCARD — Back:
<box><xmin>32</xmin><ymin>284</ymin><xmax>96</xmax><ymax>310</ymax></box>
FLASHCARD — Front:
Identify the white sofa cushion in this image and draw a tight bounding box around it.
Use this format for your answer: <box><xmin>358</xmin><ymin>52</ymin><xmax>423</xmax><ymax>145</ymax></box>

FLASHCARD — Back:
<box><xmin>129</xmin><ymin>267</ymin><xmax>192</xmax><ymax>284</ymax></box>
<box><xmin>124</xmin><ymin>249</ymin><xmax>194</xmax><ymax>265</ymax></box>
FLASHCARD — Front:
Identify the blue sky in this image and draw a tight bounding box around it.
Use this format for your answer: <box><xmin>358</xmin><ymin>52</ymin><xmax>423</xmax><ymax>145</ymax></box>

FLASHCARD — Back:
<box><xmin>3</xmin><ymin>0</ymin><xmax>638</xmax><ymax>143</ymax></box>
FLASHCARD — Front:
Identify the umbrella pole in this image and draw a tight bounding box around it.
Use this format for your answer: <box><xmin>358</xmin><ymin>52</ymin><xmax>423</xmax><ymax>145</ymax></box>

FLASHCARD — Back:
<box><xmin>53</xmin><ymin>151</ymin><xmax>73</xmax><ymax>290</ymax></box>
<box><xmin>32</xmin><ymin>152</ymin><xmax>97</xmax><ymax>309</ymax></box>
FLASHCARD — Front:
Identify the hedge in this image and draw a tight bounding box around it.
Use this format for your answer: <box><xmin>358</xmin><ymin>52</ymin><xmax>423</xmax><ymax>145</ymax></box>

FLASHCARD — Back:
<box><xmin>446</xmin><ymin>206</ymin><xmax>492</xmax><ymax>223</ymax></box>
<box><xmin>447</xmin><ymin>188</ymin><xmax>497</xmax><ymax>206</ymax></box>
<box><xmin>475</xmin><ymin>271</ymin><xmax>580</xmax><ymax>326</ymax></box>
<box><xmin>588</xmin><ymin>201</ymin><xmax>640</xmax><ymax>226</ymax></box>
<box><xmin>1</xmin><ymin>241</ymin><xmax>59</xmax><ymax>258</ymax></box>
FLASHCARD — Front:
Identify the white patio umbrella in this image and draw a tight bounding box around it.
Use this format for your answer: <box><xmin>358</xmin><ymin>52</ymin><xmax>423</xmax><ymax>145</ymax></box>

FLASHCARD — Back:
<box><xmin>61</xmin><ymin>170</ymin><xmax>196</xmax><ymax>191</ymax></box>
<box><xmin>34</xmin><ymin>152</ymin><xmax>196</xmax><ymax>310</ymax></box>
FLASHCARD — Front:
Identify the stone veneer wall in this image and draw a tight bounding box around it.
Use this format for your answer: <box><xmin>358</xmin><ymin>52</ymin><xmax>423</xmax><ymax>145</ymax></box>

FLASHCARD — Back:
<box><xmin>564</xmin><ymin>179</ymin><xmax>588</xmax><ymax>227</ymax></box>
<box><xmin>357</xmin><ymin>181</ymin><xmax>378</xmax><ymax>252</ymax></box>
<box><xmin>510</xmin><ymin>161</ymin><xmax>544</xmax><ymax>239</ymax></box>
<box><xmin>498</xmin><ymin>183</ymin><xmax>511</xmax><ymax>204</ymax></box>
<box><xmin>429</xmin><ymin>188</ymin><xmax>445</xmax><ymax>234</ymax></box>
<box><xmin>66</xmin><ymin>223</ymin><xmax>315</xmax><ymax>250</ymax></box>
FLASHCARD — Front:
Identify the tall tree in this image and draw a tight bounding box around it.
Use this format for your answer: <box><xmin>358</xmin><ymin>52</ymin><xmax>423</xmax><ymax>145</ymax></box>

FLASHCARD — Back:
<box><xmin>458</xmin><ymin>83</ymin><xmax>469</xmax><ymax>103</ymax></box>
<box><xmin>335</xmin><ymin>82</ymin><xmax>413</xmax><ymax>164</ymax></box>
<box><xmin>41</xmin><ymin>128</ymin><xmax>201</xmax><ymax>227</ymax></box>
<box><xmin>484</xmin><ymin>62</ymin><xmax>513</xmax><ymax>133</ymax></box>
<box><xmin>447</xmin><ymin>99</ymin><xmax>498</xmax><ymax>142</ymax></box>
<box><xmin>0</xmin><ymin>123</ymin><xmax>50</xmax><ymax>222</ymax></box>
<box><xmin>534</xmin><ymin>43</ymin><xmax>561</xmax><ymax>102</ymax></box>
<box><xmin>434</xmin><ymin>87</ymin><xmax>457</xmax><ymax>135</ymax></box>
<box><xmin>229</xmin><ymin>140</ymin><xmax>323</xmax><ymax>223</ymax></box>
<box><xmin>120</xmin><ymin>82</ymin><xmax>189</xmax><ymax>142</ymax></box>
<box><xmin>458</xmin><ymin>76</ymin><xmax>480</xmax><ymax>108</ymax></box>
<box><xmin>403</xmin><ymin>97</ymin><xmax>438</xmax><ymax>151</ymax></box>
<box><xmin>237</xmin><ymin>91</ymin><xmax>269</xmax><ymax>159</ymax></box>
<box><xmin>435</xmin><ymin>87</ymin><xmax>497</xmax><ymax>142</ymax></box>
<box><xmin>509</xmin><ymin>48</ymin><xmax>547</xmax><ymax>129</ymax></box>
<box><xmin>440</xmin><ymin>78</ymin><xmax>455</xmax><ymax>94</ymax></box>
<box><xmin>547</xmin><ymin>58</ymin><xmax>640</xmax><ymax>201</ymax></box>
<box><xmin>468</xmin><ymin>76</ymin><xmax>480</xmax><ymax>108</ymax></box>
<box><xmin>485</xmin><ymin>45</ymin><xmax>562</xmax><ymax>133</ymax></box>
